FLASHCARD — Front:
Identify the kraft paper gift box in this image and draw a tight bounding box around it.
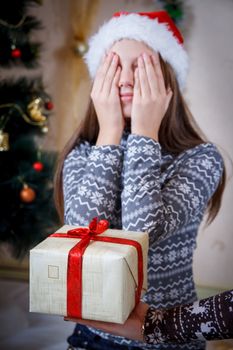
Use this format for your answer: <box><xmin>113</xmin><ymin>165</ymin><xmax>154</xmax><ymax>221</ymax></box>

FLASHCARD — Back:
<box><xmin>29</xmin><ymin>221</ymin><xmax>148</xmax><ymax>324</ymax></box>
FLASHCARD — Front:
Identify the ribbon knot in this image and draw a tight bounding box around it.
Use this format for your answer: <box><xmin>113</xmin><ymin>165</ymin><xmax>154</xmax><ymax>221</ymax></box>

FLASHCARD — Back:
<box><xmin>67</xmin><ymin>217</ymin><xmax>109</xmax><ymax>239</ymax></box>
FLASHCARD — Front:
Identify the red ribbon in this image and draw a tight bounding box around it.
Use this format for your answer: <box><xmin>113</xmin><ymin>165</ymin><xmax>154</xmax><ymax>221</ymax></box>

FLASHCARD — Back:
<box><xmin>50</xmin><ymin>217</ymin><xmax>144</xmax><ymax>318</ymax></box>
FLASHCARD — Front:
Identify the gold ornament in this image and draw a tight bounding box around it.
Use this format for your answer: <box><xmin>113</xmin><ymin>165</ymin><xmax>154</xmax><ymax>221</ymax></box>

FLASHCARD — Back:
<box><xmin>27</xmin><ymin>97</ymin><xmax>47</xmax><ymax>123</ymax></box>
<box><xmin>73</xmin><ymin>38</ymin><xmax>88</xmax><ymax>57</ymax></box>
<box><xmin>0</xmin><ymin>130</ymin><xmax>9</xmax><ymax>151</ymax></box>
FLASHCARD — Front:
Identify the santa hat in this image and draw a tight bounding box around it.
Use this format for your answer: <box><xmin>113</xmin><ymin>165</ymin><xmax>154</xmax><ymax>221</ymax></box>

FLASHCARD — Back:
<box><xmin>84</xmin><ymin>11</ymin><xmax>189</xmax><ymax>90</ymax></box>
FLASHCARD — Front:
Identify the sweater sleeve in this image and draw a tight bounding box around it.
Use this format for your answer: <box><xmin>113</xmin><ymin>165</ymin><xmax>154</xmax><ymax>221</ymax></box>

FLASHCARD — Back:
<box><xmin>144</xmin><ymin>289</ymin><xmax>233</xmax><ymax>344</ymax></box>
<box><xmin>122</xmin><ymin>134</ymin><xmax>224</xmax><ymax>245</ymax></box>
<box><xmin>63</xmin><ymin>141</ymin><xmax>123</xmax><ymax>227</ymax></box>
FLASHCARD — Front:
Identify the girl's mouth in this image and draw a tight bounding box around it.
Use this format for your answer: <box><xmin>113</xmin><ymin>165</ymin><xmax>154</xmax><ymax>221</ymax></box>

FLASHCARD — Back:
<box><xmin>120</xmin><ymin>93</ymin><xmax>133</xmax><ymax>102</ymax></box>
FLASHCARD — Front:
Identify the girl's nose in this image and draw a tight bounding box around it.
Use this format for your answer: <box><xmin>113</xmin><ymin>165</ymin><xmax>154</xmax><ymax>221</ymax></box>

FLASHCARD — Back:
<box><xmin>119</xmin><ymin>67</ymin><xmax>134</xmax><ymax>88</ymax></box>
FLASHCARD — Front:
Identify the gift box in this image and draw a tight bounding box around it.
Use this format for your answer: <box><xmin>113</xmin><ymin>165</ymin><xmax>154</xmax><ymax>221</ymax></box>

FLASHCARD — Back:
<box><xmin>29</xmin><ymin>219</ymin><xmax>148</xmax><ymax>324</ymax></box>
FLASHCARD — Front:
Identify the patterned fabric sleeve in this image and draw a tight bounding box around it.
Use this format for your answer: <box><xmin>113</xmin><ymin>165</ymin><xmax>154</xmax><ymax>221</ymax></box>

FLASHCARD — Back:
<box><xmin>144</xmin><ymin>289</ymin><xmax>233</xmax><ymax>344</ymax></box>
<box><xmin>63</xmin><ymin>141</ymin><xmax>123</xmax><ymax>227</ymax></box>
<box><xmin>122</xmin><ymin>134</ymin><xmax>224</xmax><ymax>244</ymax></box>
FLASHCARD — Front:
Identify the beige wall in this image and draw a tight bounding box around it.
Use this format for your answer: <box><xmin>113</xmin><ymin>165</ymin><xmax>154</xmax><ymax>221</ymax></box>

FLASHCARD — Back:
<box><xmin>5</xmin><ymin>0</ymin><xmax>232</xmax><ymax>289</ymax></box>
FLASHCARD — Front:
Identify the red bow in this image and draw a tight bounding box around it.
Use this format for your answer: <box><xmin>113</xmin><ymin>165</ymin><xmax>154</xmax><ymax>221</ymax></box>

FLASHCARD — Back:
<box><xmin>67</xmin><ymin>217</ymin><xmax>109</xmax><ymax>238</ymax></box>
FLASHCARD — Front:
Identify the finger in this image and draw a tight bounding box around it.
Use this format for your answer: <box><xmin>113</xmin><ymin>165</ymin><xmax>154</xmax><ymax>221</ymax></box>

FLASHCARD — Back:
<box><xmin>64</xmin><ymin>317</ymin><xmax>96</xmax><ymax>326</ymax></box>
<box><xmin>138</xmin><ymin>55</ymin><xmax>150</xmax><ymax>98</ymax></box>
<box><xmin>64</xmin><ymin>316</ymin><xmax>118</xmax><ymax>334</ymax></box>
<box><xmin>142</xmin><ymin>53</ymin><xmax>159</xmax><ymax>95</ymax></box>
<box><xmin>133</xmin><ymin>67</ymin><xmax>141</xmax><ymax>99</ymax></box>
<box><xmin>111</xmin><ymin>66</ymin><xmax>121</xmax><ymax>94</ymax></box>
<box><xmin>151</xmin><ymin>54</ymin><xmax>166</xmax><ymax>94</ymax></box>
<box><xmin>102</xmin><ymin>53</ymin><xmax>119</xmax><ymax>95</ymax></box>
<box><xmin>93</xmin><ymin>52</ymin><xmax>114</xmax><ymax>93</ymax></box>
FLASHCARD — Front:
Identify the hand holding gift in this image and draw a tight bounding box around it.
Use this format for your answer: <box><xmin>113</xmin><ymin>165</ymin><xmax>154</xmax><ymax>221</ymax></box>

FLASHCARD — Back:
<box><xmin>64</xmin><ymin>300</ymin><xmax>149</xmax><ymax>342</ymax></box>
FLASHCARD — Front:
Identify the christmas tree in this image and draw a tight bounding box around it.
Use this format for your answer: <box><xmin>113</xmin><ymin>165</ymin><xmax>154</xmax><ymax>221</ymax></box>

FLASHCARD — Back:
<box><xmin>0</xmin><ymin>0</ymin><xmax>60</xmax><ymax>258</ymax></box>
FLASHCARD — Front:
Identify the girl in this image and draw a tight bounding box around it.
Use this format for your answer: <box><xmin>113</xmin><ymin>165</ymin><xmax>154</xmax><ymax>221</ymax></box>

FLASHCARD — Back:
<box><xmin>54</xmin><ymin>11</ymin><xmax>226</xmax><ymax>350</ymax></box>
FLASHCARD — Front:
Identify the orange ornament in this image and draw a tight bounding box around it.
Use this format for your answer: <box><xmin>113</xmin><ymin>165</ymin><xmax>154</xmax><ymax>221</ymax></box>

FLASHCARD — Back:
<box><xmin>20</xmin><ymin>184</ymin><xmax>36</xmax><ymax>203</ymax></box>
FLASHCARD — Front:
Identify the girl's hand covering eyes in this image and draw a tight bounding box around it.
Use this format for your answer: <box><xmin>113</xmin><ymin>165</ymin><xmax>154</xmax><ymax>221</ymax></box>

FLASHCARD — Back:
<box><xmin>131</xmin><ymin>53</ymin><xmax>173</xmax><ymax>141</ymax></box>
<box><xmin>91</xmin><ymin>52</ymin><xmax>124</xmax><ymax>146</ymax></box>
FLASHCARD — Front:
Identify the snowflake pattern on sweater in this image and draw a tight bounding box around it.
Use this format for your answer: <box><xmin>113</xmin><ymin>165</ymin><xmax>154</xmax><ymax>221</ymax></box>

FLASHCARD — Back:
<box><xmin>63</xmin><ymin>132</ymin><xmax>224</xmax><ymax>350</ymax></box>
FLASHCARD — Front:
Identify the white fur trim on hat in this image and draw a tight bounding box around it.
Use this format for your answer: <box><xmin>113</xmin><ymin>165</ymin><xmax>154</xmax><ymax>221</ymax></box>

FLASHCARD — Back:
<box><xmin>84</xmin><ymin>13</ymin><xmax>189</xmax><ymax>90</ymax></box>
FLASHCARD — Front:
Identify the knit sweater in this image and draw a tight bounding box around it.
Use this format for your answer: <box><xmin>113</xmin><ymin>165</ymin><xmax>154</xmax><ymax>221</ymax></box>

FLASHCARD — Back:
<box><xmin>144</xmin><ymin>289</ymin><xmax>233</xmax><ymax>344</ymax></box>
<box><xmin>63</xmin><ymin>132</ymin><xmax>224</xmax><ymax>349</ymax></box>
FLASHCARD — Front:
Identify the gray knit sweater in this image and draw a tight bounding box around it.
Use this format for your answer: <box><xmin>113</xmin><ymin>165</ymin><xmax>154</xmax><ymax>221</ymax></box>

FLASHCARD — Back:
<box><xmin>63</xmin><ymin>132</ymin><xmax>224</xmax><ymax>349</ymax></box>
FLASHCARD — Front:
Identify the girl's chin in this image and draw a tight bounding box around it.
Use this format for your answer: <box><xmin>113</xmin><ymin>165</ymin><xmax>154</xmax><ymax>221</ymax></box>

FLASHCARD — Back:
<box><xmin>121</xmin><ymin>102</ymin><xmax>132</xmax><ymax>118</ymax></box>
<box><xmin>122</xmin><ymin>106</ymin><xmax>132</xmax><ymax>119</ymax></box>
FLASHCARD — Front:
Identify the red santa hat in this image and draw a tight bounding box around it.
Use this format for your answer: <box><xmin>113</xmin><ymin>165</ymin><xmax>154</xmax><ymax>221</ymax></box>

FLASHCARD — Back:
<box><xmin>84</xmin><ymin>11</ymin><xmax>189</xmax><ymax>90</ymax></box>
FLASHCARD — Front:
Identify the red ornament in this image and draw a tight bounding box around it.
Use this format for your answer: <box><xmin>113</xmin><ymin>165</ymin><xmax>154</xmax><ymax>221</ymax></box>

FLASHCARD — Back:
<box><xmin>45</xmin><ymin>101</ymin><xmax>54</xmax><ymax>110</ymax></box>
<box><xmin>20</xmin><ymin>184</ymin><xmax>36</xmax><ymax>203</ymax></box>
<box><xmin>11</xmin><ymin>48</ymin><xmax>22</xmax><ymax>58</ymax></box>
<box><xmin>33</xmin><ymin>161</ymin><xmax>44</xmax><ymax>172</ymax></box>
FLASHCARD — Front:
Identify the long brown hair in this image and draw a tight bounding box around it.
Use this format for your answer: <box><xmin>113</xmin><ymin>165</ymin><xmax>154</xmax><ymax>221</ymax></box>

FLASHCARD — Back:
<box><xmin>54</xmin><ymin>55</ymin><xmax>226</xmax><ymax>226</ymax></box>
